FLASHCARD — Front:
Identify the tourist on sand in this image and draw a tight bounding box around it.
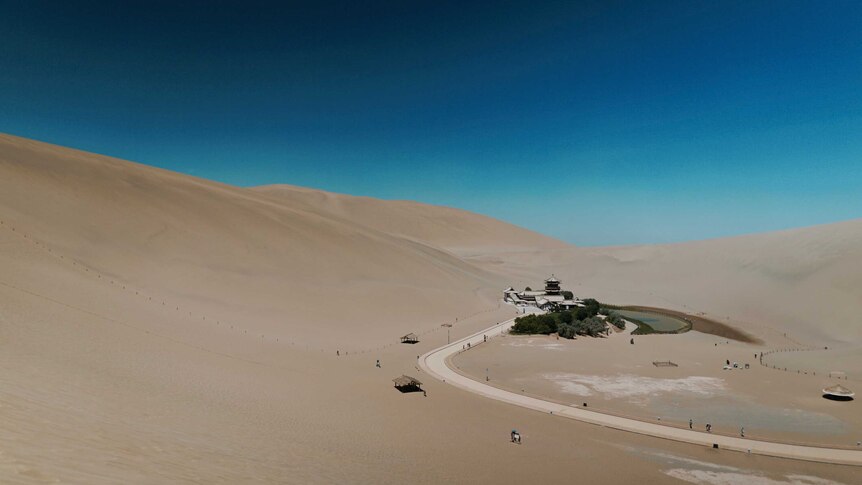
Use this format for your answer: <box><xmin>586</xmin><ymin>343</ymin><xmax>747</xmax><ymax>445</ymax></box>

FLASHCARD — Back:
<box><xmin>689</xmin><ymin>419</ymin><xmax>693</xmax><ymax>430</ymax></box>
<box><xmin>706</xmin><ymin>423</ymin><xmax>712</xmax><ymax>433</ymax></box>
<box><xmin>376</xmin><ymin>359</ymin><xmax>380</xmax><ymax>368</ymax></box>
<box><xmin>741</xmin><ymin>427</ymin><xmax>745</xmax><ymax>438</ymax></box>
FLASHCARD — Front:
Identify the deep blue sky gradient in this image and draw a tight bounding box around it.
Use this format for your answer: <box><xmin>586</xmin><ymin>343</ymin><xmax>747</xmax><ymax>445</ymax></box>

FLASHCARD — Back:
<box><xmin>1</xmin><ymin>1</ymin><xmax>860</xmax><ymax>245</ymax></box>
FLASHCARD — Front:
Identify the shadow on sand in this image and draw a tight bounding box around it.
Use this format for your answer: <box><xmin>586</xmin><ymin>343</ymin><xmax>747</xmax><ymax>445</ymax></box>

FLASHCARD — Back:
<box><xmin>395</xmin><ymin>384</ymin><xmax>423</xmax><ymax>394</ymax></box>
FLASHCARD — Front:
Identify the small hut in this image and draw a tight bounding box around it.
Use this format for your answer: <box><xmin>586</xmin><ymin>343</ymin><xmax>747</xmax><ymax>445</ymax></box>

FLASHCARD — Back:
<box><xmin>822</xmin><ymin>384</ymin><xmax>855</xmax><ymax>401</ymax></box>
<box><xmin>393</xmin><ymin>375</ymin><xmax>423</xmax><ymax>393</ymax></box>
<box><xmin>400</xmin><ymin>333</ymin><xmax>419</xmax><ymax>344</ymax></box>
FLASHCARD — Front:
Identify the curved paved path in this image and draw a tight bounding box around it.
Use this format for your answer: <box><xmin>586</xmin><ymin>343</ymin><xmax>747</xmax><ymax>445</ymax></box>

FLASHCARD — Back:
<box><xmin>418</xmin><ymin>316</ymin><xmax>862</xmax><ymax>466</ymax></box>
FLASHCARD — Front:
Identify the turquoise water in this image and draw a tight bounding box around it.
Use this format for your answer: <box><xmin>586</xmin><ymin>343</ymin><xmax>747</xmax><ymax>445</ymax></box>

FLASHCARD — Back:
<box><xmin>611</xmin><ymin>309</ymin><xmax>689</xmax><ymax>332</ymax></box>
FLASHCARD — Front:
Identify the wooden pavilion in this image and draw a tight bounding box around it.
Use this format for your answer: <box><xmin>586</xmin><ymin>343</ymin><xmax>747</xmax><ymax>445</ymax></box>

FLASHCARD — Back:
<box><xmin>393</xmin><ymin>375</ymin><xmax>423</xmax><ymax>393</ymax></box>
<box><xmin>400</xmin><ymin>333</ymin><xmax>419</xmax><ymax>344</ymax></box>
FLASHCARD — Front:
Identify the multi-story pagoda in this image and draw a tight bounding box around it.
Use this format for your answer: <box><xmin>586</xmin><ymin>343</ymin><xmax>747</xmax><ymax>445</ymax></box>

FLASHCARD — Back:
<box><xmin>544</xmin><ymin>275</ymin><xmax>561</xmax><ymax>295</ymax></box>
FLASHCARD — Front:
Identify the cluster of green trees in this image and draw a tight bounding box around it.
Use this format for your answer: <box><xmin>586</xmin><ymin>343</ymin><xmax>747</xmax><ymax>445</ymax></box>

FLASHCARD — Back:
<box><xmin>597</xmin><ymin>308</ymin><xmax>626</xmax><ymax>330</ymax></box>
<box><xmin>605</xmin><ymin>312</ymin><xmax>626</xmax><ymax>330</ymax></box>
<box><xmin>557</xmin><ymin>317</ymin><xmax>607</xmax><ymax>338</ymax></box>
<box><xmin>510</xmin><ymin>313</ymin><xmax>559</xmax><ymax>335</ymax></box>
<box><xmin>510</xmin><ymin>298</ymin><xmax>610</xmax><ymax>338</ymax></box>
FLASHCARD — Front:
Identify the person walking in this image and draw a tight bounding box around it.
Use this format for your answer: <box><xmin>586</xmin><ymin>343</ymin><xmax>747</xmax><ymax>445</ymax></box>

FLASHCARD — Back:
<box><xmin>689</xmin><ymin>419</ymin><xmax>693</xmax><ymax>430</ymax></box>
<box><xmin>740</xmin><ymin>427</ymin><xmax>745</xmax><ymax>438</ymax></box>
<box><xmin>706</xmin><ymin>423</ymin><xmax>712</xmax><ymax>433</ymax></box>
<box><xmin>375</xmin><ymin>359</ymin><xmax>380</xmax><ymax>368</ymax></box>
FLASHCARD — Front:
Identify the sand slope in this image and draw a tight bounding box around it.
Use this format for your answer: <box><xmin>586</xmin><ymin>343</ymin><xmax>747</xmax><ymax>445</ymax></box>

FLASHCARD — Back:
<box><xmin>252</xmin><ymin>184</ymin><xmax>568</xmax><ymax>257</ymax></box>
<box><xmin>1</xmin><ymin>133</ymin><xmax>859</xmax><ymax>483</ymax></box>
<box><xmin>0</xmin><ymin>134</ymin><xmax>514</xmax><ymax>351</ymax></box>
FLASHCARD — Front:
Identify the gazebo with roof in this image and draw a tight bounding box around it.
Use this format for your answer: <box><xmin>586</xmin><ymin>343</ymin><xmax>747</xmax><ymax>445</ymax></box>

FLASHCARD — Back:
<box><xmin>400</xmin><ymin>333</ymin><xmax>419</xmax><ymax>344</ymax></box>
<box><xmin>822</xmin><ymin>384</ymin><xmax>855</xmax><ymax>401</ymax></box>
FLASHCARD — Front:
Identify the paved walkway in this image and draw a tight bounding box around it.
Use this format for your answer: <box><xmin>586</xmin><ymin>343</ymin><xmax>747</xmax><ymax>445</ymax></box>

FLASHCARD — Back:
<box><xmin>418</xmin><ymin>316</ymin><xmax>862</xmax><ymax>466</ymax></box>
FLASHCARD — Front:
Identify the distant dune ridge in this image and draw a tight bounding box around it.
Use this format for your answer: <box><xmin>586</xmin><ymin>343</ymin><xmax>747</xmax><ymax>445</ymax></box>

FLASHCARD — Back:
<box><xmin>1</xmin><ymin>132</ymin><xmax>861</xmax><ymax>483</ymax></box>
<box><xmin>501</xmin><ymin>220</ymin><xmax>862</xmax><ymax>346</ymax></box>
<box><xmin>2</xmin><ymin>132</ymin><xmax>861</xmax><ymax>346</ymax></box>
<box><xmin>0</xmin><ymin>133</ymin><xmax>536</xmax><ymax>350</ymax></box>
<box><xmin>252</xmin><ymin>184</ymin><xmax>569</xmax><ymax>257</ymax></box>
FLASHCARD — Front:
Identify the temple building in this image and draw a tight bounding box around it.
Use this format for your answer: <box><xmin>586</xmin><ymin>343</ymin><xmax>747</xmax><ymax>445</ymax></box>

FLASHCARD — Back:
<box><xmin>503</xmin><ymin>276</ymin><xmax>583</xmax><ymax>311</ymax></box>
<box><xmin>544</xmin><ymin>276</ymin><xmax>561</xmax><ymax>295</ymax></box>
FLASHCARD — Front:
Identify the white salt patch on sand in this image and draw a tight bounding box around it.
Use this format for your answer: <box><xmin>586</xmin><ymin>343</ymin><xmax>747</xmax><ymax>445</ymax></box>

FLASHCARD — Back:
<box><xmin>622</xmin><ymin>440</ymin><xmax>845</xmax><ymax>485</ymax></box>
<box><xmin>556</xmin><ymin>381</ymin><xmax>593</xmax><ymax>396</ymax></box>
<box><xmin>645</xmin><ymin>451</ymin><xmax>740</xmax><ymax>472</ymax></box>
<box><xmin>504</xmin><ymin>338</ymin><xmax>565</xmax><ymax>351</ymax></box>
<box><xmin>665</xmin><ymin>469</ymin><xmax>844</xmax><ymax>485</ymax></box>
<box><xmin>543</xmin><ymin>373</ymin><xmax>726</xmax><ymax>401</ymax></box>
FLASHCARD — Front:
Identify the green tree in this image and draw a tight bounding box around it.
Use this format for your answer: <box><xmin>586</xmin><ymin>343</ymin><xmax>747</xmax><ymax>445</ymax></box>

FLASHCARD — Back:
<box><xmin>583</xmin><ymin>298</ymin><xmax>601</xmax><ymax>314</ymax></box>
<box><xmin>575</xmin><ymin>307</ymin><xmax>590</xmax><ymax>321</ymax></box>
<box><xmin>581</xmin><ymin>317</ymin><xmax>608</xmax><ymax>337</ymax></box>
<box><xmin>606</xmin><ymin>313</ymin><xmax>625</xmax><ymax>330</ymax></box>
<box><xmin>558</xmin><ymin>323</ymin><xmax>576</xmax><ymax>339</ymax></box>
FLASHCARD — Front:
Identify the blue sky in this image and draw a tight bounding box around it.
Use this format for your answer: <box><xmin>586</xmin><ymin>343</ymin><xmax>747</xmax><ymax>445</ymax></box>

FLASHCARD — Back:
<box><xmin>1</xmin><ymin>1</ymin><xmax>860</xmax><ymax>245</ymax></box>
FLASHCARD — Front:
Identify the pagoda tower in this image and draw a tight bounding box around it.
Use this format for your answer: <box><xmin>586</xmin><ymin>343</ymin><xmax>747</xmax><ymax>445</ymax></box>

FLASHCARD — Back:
<box><xmin>544</xmin><ymin>275</ymin><xmax>561</xmax><ymax>295</ymax></box>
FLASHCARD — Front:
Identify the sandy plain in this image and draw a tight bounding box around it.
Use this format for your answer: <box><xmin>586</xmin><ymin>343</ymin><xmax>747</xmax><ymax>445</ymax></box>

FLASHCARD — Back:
<box><xmin>1</xmin><ymin>133</ymin><xmax>861</xmax><ymax>483</ymax></box>
<box><xmin>453</xmin><ymin>322</ymin><xmax>862</xmax><ymax>448</ymax></box>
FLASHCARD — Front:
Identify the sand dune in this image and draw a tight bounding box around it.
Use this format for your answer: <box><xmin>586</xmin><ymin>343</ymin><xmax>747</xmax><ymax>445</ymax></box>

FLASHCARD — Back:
<box><xmin>252</xmin><ymin>184</ymin><xmax>568</xmax><ymax>256</ymax></box>
<box><xmin>473</xmin><ymin>220</ymin><xmax>862</xmax><ymax>346</ymax></box>
<box><xmin>0</xmin><ymin>134</ymin><xmax>512</xmax><ymax>351</ymax></box>
<box><xmin>0</xmin><ymin>133</ymin><xmax>859</xmax><ymax>483</ymax></box>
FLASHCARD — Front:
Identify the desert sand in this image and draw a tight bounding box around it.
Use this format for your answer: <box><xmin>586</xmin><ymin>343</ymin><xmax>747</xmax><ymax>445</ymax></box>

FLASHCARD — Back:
<box><xmin>1</xmin><ymin>133</ymin><xmax>860</xmax><ymax>483</ymax></box>
<box><xmin>453</xmin><ymin>323</ymin><xmax>862</xmax><ymax>448</ymax></box>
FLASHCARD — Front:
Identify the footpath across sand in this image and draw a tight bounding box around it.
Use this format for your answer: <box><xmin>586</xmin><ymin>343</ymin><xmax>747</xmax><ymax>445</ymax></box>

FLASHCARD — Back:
<box><xmin>419</xmin><ymin>316</ymin><xmax>862</xmax><ymax>466</ymax></box>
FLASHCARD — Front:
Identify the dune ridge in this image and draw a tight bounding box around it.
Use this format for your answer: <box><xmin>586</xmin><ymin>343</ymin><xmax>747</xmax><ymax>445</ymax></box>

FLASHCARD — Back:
<box><xmin>0</xmin><ymin>133</ymin><xmax>520</xmax><ymax>351</ymax></box>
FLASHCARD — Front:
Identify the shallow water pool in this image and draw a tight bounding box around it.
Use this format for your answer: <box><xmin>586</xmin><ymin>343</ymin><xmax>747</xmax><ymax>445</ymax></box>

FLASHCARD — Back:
<box><xmin>611</xmin><ymin>309</ymin><xmax>690</xmax><ymax>332</ymax></box>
